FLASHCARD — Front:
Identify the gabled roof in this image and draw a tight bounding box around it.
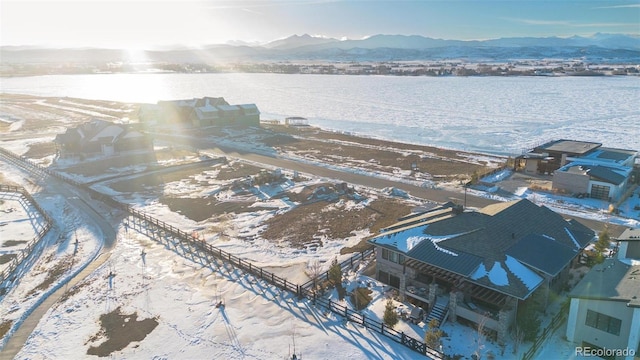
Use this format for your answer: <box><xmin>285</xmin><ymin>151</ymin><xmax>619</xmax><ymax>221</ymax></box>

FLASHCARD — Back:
<box><xmin>238</xmin><ymin>104</ymin><xmax>259</xmax><ymax>115</ymax></box>
<box><xmin>440</xmin><ymin>199</ymin><xmax>591</xmax><ymax>260</ymax></box>
<box><xmin>469</xmin><ymin>256</ymin><xmax>544</xmax><ymax>300</ymax></box>
<box><xmin>194</xmin><ymin>107</ymin><xmax>221</xmax><ymax>120</ymax></box>
<box><xmin>369</xmin><ymin>199</ymin><xmax>595</xmax><ymax>300</ymax></box>
<box><xmin>570</xmin><ymin>258</ymin><xmax>640</xmax><ymax>308</ymax></box>
<box><xmin>506</xmin><ymin>234</ymin><xmax>577</xmax><ymax>276</ymax></box>
<box><xmin>89</xmin><ymin>125</ymin><xmax>124</xmax><ymax>143</ymax></box>
<box><xmin>406</xmin><ymin>230</ymin><xmax>484</xmax><ymax>277</ymax></box>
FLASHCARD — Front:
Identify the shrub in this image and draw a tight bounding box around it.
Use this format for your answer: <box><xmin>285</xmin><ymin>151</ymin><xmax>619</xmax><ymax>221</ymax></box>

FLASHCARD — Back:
<box><xmin>383</xmin><ymin>299</ymin><xmax>398</xmax><ymax>328</ymax></box>
<box><xmin>328</xmin><ymin>257</ymin><xmax>341</xmax><ymax>286</ymax></box>
<box><xmin>517</xmin><ymin>302</ymin><xmax>541</xmax><ymax>342</ymax></box>
<box><xmin>424</xmin><ymin>319</ymin><xmax>444</xmax><ymax>349</ymax></box>
<box><xmin>594</xmin><ymin>229</ymin><xmax>611</xmax><ymax>254</ymax></box>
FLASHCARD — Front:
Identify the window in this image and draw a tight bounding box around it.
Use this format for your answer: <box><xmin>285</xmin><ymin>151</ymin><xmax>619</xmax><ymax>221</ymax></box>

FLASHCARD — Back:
<box><xmin>378</xmin><ymin>270</ymin><xmax>389</xmax><ymax>283</ymax></box>
<box><xmin>389</xmin><ymin>275</ymin><xmax>400</xmax><ymax>289</ymax></box>
<box><xmin>585</xmin><ymin>310</ymin><xmax>621</xmax><ymax>336</ymax></box>
<box><xmin>381</xmin><ymin>249</ymin><xmax>404</xmax><ymax>264</ymax></box>
<box><xmin>590</xmin><ymin>184</ymin><xmax>610</xmax><ymax>200</ymax></box>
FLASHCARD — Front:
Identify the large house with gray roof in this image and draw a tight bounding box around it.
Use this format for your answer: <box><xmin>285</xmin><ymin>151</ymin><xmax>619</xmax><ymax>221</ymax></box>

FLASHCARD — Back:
<box><xmin>368</xmin><ymin>198</ymin><xmax>594</xmax><ymax>345</ymax></box>
<box><xmin>566</xmin><ymin>227</ymin><xmax>640</xmax><ymax>360</ymax></box>
<box><xmin>54</xmin><ymin>119</ymin><xmax>152</xmax><ymax>158</ymax></box>
<box><xmin>138</xmin><ymin>97</ymin><xmax>260</xmax><ymax>128</ymax></box>
<box><xmin>552</xmin><ymin>146</ymin><xmax>637</xmax><ymax>202</ymax></box>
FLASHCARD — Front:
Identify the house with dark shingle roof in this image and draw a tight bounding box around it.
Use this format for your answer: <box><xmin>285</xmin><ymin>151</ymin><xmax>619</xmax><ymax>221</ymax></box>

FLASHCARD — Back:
<box><xmin>368</xmin><ymin>198</ymin><xmax>594</xmax><ymax>345</ymax></box>
<box><xmin>54</xmin><ymin>119</ymin><xmax>152</xmax><ymax>158</ymax></box>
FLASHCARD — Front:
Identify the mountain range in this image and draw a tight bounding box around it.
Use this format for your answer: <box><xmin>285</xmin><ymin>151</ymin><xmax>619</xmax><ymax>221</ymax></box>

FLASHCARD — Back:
<box><xmin>2</xmin><ymin>33</ymin><xmax>639</xmax><ymax>64</ymax></box>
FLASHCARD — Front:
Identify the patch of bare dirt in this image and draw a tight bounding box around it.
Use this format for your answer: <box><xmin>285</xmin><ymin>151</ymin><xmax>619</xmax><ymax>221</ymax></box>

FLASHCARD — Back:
<box><xmin>2</xmin><ymin>240</ymin><xmax>27</xmax><ymax>247</ymax></box>
<box><xmin>262</xmin><ymin>124</ymin><xmax>493</xmax><ymax>179</ymax></box>
<box><xmin>0</xmin><ymin>253</ymin><xmax>17</xmax><ymax>264</ymax></box>
<box><xmin>23</xmin><ymin>141</ymin><xmax>57</xmax><ymax>159</ymax></box>
<box><xmin>0</xmin><ymin>320</ymin><xmax>12</xmax><ymax>340</ymax></box>
<box><xmin>86</xmin><ymin>307</ymin><xmax>158</xmax><ymax>357</ymax></box>
<box><xmin>216</xmin><ymin>162</ymin><xmax>263</xmax><ymax>181</ymax></box>
<box><xmin>160</xmin><ymin>196</ymin><xmax>274</xmax><ymax>222</ymax></box>
<box><xmin>261</xmin><ymin>193</ymin><xmax>413</xmax><ymax>251</ymax></box>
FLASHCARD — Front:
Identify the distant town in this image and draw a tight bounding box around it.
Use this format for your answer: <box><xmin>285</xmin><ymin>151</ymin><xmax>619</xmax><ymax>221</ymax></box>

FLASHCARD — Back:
<box><xmin>2</xmin><ymin>60</ymin><xmax>639</xmax><ymax>77</ymax></box>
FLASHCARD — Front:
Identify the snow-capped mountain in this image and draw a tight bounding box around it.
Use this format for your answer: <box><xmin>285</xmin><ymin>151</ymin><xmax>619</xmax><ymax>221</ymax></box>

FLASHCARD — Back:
<box><xmin>2</xmin><ymin>33</ymin><xmax>639</xmax><ymax>64</ymax></box>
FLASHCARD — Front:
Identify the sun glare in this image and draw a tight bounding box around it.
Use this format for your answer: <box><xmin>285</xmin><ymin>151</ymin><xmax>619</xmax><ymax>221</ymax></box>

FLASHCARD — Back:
<box><xmin>91</xmin><ymin>74</ymin><xmax>171</xmax><ymax>104</ymax></box>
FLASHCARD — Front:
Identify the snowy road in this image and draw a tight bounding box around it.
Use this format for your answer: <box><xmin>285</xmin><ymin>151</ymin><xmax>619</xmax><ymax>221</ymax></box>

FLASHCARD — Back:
<box><xmin>155</xmin><ymin>133</ymin><xmax>627</xmax><ymax>236</ymax></box>
<box><xmin>0</xmin><ymin>156</ymin><xmax>118</xmax><ymax>359</ymax></box>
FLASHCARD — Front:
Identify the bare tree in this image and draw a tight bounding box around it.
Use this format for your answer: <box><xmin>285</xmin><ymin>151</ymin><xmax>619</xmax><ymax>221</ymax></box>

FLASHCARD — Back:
<box><xmin>305</xmin><ymin>259</ymin><xmax>323</xmax><ymax>291</ymax></box>
<box><xmin>474</xmin><ymin>313</ymin><xmax>488</xmax><ymax>360</ymax></box>
<box><xmin>512</xmin><ymin>325</ymin><xmax>525</xmax><ymax>355</ymax></box>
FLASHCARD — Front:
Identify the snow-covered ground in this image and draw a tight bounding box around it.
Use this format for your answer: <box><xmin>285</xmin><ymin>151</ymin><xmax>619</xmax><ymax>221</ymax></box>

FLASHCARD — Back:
<box><xmin>474</xmin><ymin>168</ymin><xmax>640</xmax><ymax>228</ymax></box>
<box><xmin>4</xmin><ymin>152</ymin><xmax>635</xmax><ymax>360</ymax></box>
<box><xmin>0</xmin><ymin>160</ymin><xmax>485</xmax><ymax>360</ymax></box>
<box><xmin>1</xmin><ymin>89</ymin><xmax>638</xmax><ymax>358</ymax></box>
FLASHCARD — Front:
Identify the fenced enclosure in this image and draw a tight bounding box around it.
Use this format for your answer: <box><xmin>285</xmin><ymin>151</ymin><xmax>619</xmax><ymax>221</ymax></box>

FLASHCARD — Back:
<box><xmin>0</xmin><ymin>147</ymin><xmax>444</xmax><ymax>359</ymax></box>
<box><xmin>0</xmin><ymin>184</ymin><xmax>53</xmax><ymax>284</ymax></box>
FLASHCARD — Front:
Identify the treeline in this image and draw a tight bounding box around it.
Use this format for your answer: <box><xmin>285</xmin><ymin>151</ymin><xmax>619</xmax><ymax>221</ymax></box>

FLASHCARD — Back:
<box><xmin>2</xmin><ymin>61</ymin><xmax>638</xmax><ymax>77</ymax></box>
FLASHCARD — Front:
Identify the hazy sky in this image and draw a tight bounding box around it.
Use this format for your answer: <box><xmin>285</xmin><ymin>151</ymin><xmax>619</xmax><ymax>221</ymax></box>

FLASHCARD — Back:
<box><xmin>1</xmin><ymin>0</ymin><xmax>639</xmax><ymax>48</ymax></box>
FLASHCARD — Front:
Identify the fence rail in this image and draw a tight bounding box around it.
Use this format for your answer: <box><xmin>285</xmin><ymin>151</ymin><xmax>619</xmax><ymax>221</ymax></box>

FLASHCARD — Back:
<box><xmin>0</xmin><ymin>146</ymin><xmax>442</xmax><ymax>359</ymax></box>
<box><xmin>0</xmin><ymin>184</ymin><xmax>53</xmax><ymax>284</ymax></box>
<box><xmin>521</xmin><ymin>300</ymin><xmax>570</xmax><ymax>360</ymax></box>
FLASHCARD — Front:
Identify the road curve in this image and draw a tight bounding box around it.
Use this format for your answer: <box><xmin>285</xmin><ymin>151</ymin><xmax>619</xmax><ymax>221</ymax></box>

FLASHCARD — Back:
<box><xmin>0</xmin><ymin>165</ymin><xmax>118</xmax><ymax>360</ymax></box>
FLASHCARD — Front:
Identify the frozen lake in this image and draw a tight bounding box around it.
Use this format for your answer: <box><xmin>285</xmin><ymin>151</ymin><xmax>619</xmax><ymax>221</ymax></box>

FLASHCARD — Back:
<box><xmin>1</xmin><ymin>73</ymin><xmax>638</xmax><ymax>155</ymax></box>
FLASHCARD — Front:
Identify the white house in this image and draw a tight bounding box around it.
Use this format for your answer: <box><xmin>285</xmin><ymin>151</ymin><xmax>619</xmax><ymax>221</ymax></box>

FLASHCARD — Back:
<box><xmin>566</xmin><ymin>227</ymin><xmax>640</xmax><ymax>360</ymax></box>
<box><xmin>552</xmin><ymin>147</ymin><xmax>638</xmax><ymax>202</ymax></box>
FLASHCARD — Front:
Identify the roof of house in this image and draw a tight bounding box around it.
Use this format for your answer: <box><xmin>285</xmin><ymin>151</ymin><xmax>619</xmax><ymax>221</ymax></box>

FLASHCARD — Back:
<box><xmin>578</xmin><ymin>147</ymin><xmax>637</xmax><ymax>165</ymax></box>
<box><xmin>570</xmin><ymin>258</ymin><xmax>640</xmax><ymax>308</ymax></box>
<box><xmin>587</xmin><ymin>165</ymin><xmax>628</xmax><ymax>185</ymax></box>
<box><xmin>89</xmin><ymin>124</ymin><xmax>124</xmax><ymax>143</ymax></box>
<box><xmin>535</xmin><ymin>139</ymin><xmax>602</xmax><ymax>156</ymax></box>
<box><xmin>194</xmin><ymin>107</ymin><xmax>221</xmax><ymax>120</ymax></box>
<box><xmin>618</xmin><ymin>228</ymin><xmax>640</xmax><ymax>242</ymax></box>
<box><xmin>369</xmin><ymin>199</ymin><xmax>594</xmax><ymax>300</ymax></box>
<box><xmin>238</xmin><ymin>104</ymin><xmax>260</xmax><ymax>116</ymax></box>
<box><xmin>506</xmin><ymin>234</ymin><xmax>578</xmax><ymax>276</ymax></box>
<box><xmin>558</xmin><ymin>162</ymin><xmax>629</xmax><ymax>185</ymax></box>
<box><xmin>440</xmin><ymin>199</ymin><xmax>591</xmax><ymax>260</ymax></box>
<box><xmin>469</xmin><ymin>256</ymin><xmax>544</xmax><ymax>299</ymax></box>
<box><xmin>217</xmin><ymin>105</ymin><xmax>241</xmax><ymax>113</ymax></box>
<box><xmin>55</xmin><ymin>119</ymin><xmax>145</xmax><ymax>148</ymax></box>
